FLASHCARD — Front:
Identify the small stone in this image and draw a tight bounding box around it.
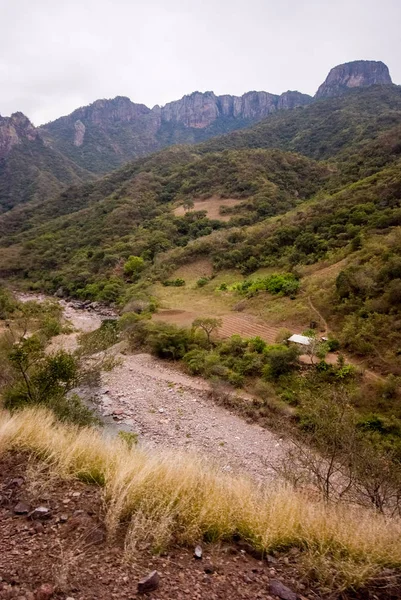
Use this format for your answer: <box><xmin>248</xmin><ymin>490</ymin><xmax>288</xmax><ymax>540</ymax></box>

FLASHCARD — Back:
<box><xmin>194</xmin><ymin>545</ymin><xmax>203</xmax><ymax>559</ymax></box>
<box><xmin>269</xmin><ymin>580</ymin><xmax>297</xmax><ymax>600</ymax></box>
<box><xmin>33</xmin><ymin>522</ymin><xmax>44</xmax><ymax>534</ymax></box>
<box><xmin>137</xmin><ymin>571</ymin><xmax>160</xmax><ymax>594</ymax></box>
<box><xmin>59</xmin><ymin>514</ymin><xmax>68</xmax><ymax>523</ymax></box>
<box><xmin>72</xmin><ymin>492</ymin><xmax>81</xmax><ymax>498</ymax></box>
<box><xmin>14</xmin><ymin>501</ymin><xmax>30</xmax><ymax>515</ymax></box>
<box><xmin>29</xmin><ymin>507</ymin><xmax>52</xmax><ymax>521</ymax></box>
<box><xmin>158</xmin><ymin>408</ymin><xmax>165</xmax><ymax>413</ymax></box>
<box><xmin>34</xmin><ymin>583</ymin><xmax>54</xmax><ymax>600</ymax></box>
<box><xmin>203</xmin><ymin>563</ymin><xmax>215</xmax><ymax>574</ymax></box>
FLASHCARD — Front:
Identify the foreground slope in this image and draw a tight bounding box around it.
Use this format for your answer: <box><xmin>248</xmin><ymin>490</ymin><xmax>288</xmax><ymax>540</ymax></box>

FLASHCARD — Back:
<box><xmin>1</xmin><ymin>407</ymin><xmax>401</xmax><ymax>598</ymax></box>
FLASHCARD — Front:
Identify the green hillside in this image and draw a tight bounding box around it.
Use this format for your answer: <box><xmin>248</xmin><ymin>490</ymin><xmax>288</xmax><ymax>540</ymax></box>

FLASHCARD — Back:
<box><xmin>200</xmin><ymin>85</ymin><xmax>401</xmax><ymax>161</ymax></box>
<box><xmin>1</xmin><ymin>85</ymin><xmax>401</xmax><ymax>370</ymax></box>
<box><xmin>0</xmin><ymin>135</ymin><xmax>94</xmax><ymax>213</ymax></box>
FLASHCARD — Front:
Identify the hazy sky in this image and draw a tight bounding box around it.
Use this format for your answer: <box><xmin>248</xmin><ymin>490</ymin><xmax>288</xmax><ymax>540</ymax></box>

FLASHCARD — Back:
<box><xmin>1</xmin><ymin>0</ymin><xmax>400</xmax><ymax>125</ymax></box>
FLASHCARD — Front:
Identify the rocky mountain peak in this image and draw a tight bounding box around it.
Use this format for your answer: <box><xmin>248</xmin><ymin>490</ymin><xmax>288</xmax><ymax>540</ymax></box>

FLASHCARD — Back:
<box><xmin>0</xmin><ymin>112</ymin><xmax>38</xmax><ymax>160</ymax></box>
<box><xmin>315</xmin><ymin>60</ymin><xmax>392</xmax><ymax>99</ymax></box>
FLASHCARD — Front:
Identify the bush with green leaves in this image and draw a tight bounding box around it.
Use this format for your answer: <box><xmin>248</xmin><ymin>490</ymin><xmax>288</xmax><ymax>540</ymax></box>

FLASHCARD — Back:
<box><xmin>162</xmin><ymin>278</ymin><xmax>186</xmax><ymax>287</ymax></box>
<box><xmin>263</xmin><ymin>345</ymin><xmax>300</xmax><ymax>380</ymax></box>
<box><xmin>0</xmin><ymin>286</ymin><xmax>17</xmax><ymax>319</ymax></box>
<box><xmin>196</xmin><ymin>277</ymin><xmax>210</xmax><ymax>288</ymax></box>
<box><xmin>3</xmin><ymin>335</ymin><xmax>97</xmax><ymax>426</ymax></box>
<box><xmin>232</xmin><ymin>273</ymin><xmax>300</xmax><ymax>297</ymax></box>
<box><xmin>79</xmin><ymin>319</ymin><xmax>119</xmax><ymax>354</ymax></box>
<box><xmin>123</xmin><ymin>255</ymin><xmax>145</xmax><ymax>279</ymax></box>
<box><xmin>146</xmin><ymin>322</ymin><xmax>193</xmax><ymax>359</ymax></box>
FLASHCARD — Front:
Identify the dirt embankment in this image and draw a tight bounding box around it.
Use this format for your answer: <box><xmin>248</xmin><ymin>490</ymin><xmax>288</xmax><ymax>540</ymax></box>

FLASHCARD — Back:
<box><xmin>0</xmin><ymin>452</ymin><xmax>310</xmax><ymax>600</ymax></box>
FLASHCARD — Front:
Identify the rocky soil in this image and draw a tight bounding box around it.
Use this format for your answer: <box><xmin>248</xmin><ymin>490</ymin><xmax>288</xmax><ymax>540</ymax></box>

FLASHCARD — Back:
<box><xmin>96</xmin><ymin>352</ymin><xmax>287</xmax><ymax>483</ymax></box>
<box><xmin>0</xmin><ymin>453</ymin><xmax>310</xmax><ymax>600</ymax></box>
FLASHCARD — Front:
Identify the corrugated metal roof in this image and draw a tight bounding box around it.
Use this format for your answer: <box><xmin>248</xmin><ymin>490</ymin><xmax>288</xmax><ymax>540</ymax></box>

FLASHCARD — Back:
<box><xmin>288</xmin><ymin>334</ymin><xmax>311</xmax><ymax>346</ymax></box>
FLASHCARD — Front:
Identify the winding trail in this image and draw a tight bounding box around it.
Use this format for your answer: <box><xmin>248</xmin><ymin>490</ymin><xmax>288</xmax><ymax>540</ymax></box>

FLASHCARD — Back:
<box><xmin>308</xmin><ymin>296</ymin><xmax>329</xmax><ymax>335</ymax></box>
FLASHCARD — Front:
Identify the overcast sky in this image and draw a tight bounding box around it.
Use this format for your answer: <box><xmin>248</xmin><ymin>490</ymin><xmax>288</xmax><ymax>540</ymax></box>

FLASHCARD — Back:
<box><xmin>1</xmin><ymin>0</ymin><xmax>400</xmax><ymax>125</ymax></box>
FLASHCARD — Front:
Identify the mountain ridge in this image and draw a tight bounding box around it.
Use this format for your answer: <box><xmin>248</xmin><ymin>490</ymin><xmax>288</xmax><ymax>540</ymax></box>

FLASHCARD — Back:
<box><xmin>0</xmin><ymin>59</ymin><xmax>396</xmax><ymax>211</ymax></box>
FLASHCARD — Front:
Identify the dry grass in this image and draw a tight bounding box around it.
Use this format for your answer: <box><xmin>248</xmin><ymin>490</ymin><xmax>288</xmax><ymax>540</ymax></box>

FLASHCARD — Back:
<box><xmin>1</xmin><ymin>408</ymin><xmax>401</xmax><ymax>593</ymax></box>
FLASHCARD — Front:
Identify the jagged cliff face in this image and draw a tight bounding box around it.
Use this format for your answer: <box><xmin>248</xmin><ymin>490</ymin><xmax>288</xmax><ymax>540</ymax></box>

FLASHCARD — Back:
<box><xmin>315</xmin><ymin>60</ymin><xmax>392</xmax><ymax>99</ymax></box>
<box><xmin>159</xmin><ymin>89</ymin><xmax>311</xmax><ymax>128</ymax></box>
<box><xmin>39</xmin><ymin>89</ymin><xmax>312</xmax><ymax>171</ymax></box>
<box><xmin>0</xmin><ymin>112</ymin><xmax>38</xmax><ymax>160</ymax></box>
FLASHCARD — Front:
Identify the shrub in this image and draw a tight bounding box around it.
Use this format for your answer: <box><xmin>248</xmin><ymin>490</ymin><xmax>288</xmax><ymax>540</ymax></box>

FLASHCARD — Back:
<box><xmin>263</xmin><ymin>345</ymin><xmax>299</xmax><ymax>380</ymax></box>
<box><xmin>196</xmin><ymin>277</ymin><xmax>210</xmax><ymax>288</ymax></box>
<box><xmin>123</xmin><ymin>255</ymin><xmax>145</xmax><ymax>279</ymax></box>
<box><xmin>79</xmin><ymin>319</ymin><xmax>119</xmax><ymax>354</ymax></box>
<box><xmin>247</xmin><ymin>336</ymin><xmax>267</xmax><ymax>353</ymax></box>
<box><xmin>3</xmin><ymin>338</ymin><xmax>97</xmax><ymax>427</ymax></box>
<box><xmin>147</xmin><ymin>323</ymin><xmax>192</xmax><ymax>359</ymax></box>
<box><xmin>162</xmin><ymin>278</ymin><xmax>186</xmax><ymax>287</ymax></box>
<box><xmin>0</xmin><ymin>286</ymin><xmax>17</xmax><ymax>319</ymax></box>
<box><xmin>327</xmin><ymin>337</ymin><xmax>341</xmax><ymax>352</ymax></box>
<box><xmin>233</xmin><ymin>273</ymin><xmax>300</xmax><ymax>297</ymax></box>
<box><xmin>183</xmin><ymin>349</ymin><xmax>209</xmax><ymax>375</ymax></box>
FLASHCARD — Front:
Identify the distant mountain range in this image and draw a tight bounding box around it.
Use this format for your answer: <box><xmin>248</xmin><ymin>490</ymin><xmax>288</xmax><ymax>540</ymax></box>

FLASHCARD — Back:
<box><xmin>0</xmin><ymin>59</ymin><xmax>395</xmax><ymax>211</ymax></box>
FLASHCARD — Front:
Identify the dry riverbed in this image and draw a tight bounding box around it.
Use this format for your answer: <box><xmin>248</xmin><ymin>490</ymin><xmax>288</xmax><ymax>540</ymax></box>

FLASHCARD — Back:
<box><xmin>17</xmin><ymin>293</ymin><xmax>289</xmax><ymax>482</ymax></box>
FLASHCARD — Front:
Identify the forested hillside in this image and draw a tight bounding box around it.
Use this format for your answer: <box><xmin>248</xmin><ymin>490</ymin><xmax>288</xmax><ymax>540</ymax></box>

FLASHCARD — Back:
<box><xmin>1</xmin><ymin>84</ymin><xmax>401</xmax><ymax>370</ymax></box>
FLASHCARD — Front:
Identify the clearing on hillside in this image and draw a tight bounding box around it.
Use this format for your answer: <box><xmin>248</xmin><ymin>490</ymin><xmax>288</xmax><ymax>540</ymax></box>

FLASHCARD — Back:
<box><xmin>174</xmin><ymin>196</ymin><xmax>243</xmax><ymax>221</ymax></box>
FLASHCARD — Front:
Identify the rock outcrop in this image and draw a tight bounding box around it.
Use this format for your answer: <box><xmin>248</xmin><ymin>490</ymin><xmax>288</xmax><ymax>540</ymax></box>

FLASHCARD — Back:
<box><xmin>315</xmin><ymin>60</ymin><xmax>392</xmax><ymax>99</ymax></box>
<box><xmin>158</xmin><ymin>89</ymin><xmax>311</xmax><ymax>128</ymax></box>
<box><xmin>0</xmin><ymin>112</ymin><xmax>38</xmax><ymax>160</ymax></box>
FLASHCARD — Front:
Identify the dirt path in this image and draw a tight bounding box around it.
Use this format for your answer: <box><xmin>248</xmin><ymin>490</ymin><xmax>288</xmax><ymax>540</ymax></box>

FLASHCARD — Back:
<box><xmin>308</xmin><ymin>296</ymin><xmax>328</xmax><ymax>335</ymax></box>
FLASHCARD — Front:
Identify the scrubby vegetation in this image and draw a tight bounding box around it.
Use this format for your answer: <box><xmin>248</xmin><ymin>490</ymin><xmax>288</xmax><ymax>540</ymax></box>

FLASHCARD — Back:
<box><xmin>1</xmin><ymin>85</ymin><xmax>401</xmax><ymax>596</ymax></box>
<box><xmin>0</xmin><ymin>287</ymin><xmax>99</xmax><ymax>425</ymax></box>
<box><xmin>119</xmin><ymin>314</ymin><xmax>401</xmax><ymax>512</ymax></box>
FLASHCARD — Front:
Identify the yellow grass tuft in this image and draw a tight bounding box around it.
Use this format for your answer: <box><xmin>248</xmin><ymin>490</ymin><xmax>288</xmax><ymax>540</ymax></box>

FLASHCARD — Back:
<box><xmin>1</xmin><ymin>407</ymin><xmax>401</xmax><ymax>593</ymax></box>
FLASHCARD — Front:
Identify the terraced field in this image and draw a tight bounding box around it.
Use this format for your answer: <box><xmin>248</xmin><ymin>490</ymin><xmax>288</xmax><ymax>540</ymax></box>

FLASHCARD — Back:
<box><xmin>154</xmin><ymin>309</ymin><xmax>302</xmax><ymax>343</ymax></box>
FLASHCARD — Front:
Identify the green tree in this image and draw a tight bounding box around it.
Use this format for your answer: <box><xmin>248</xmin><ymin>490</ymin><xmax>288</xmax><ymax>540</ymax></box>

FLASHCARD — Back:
<box><xmin>192</xmin><ymin>317</ymin><xmax>222</xmax><ymax>347</ymax></box>
<box><xmin>123</xmin><ymin>255</ymin><xmax>145</xmax><ymax>279</ymax></box>
<box><xmin>183</xmin><ymin>198</ymin><xmax>194</xmax><ymax>212</ymax></box>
